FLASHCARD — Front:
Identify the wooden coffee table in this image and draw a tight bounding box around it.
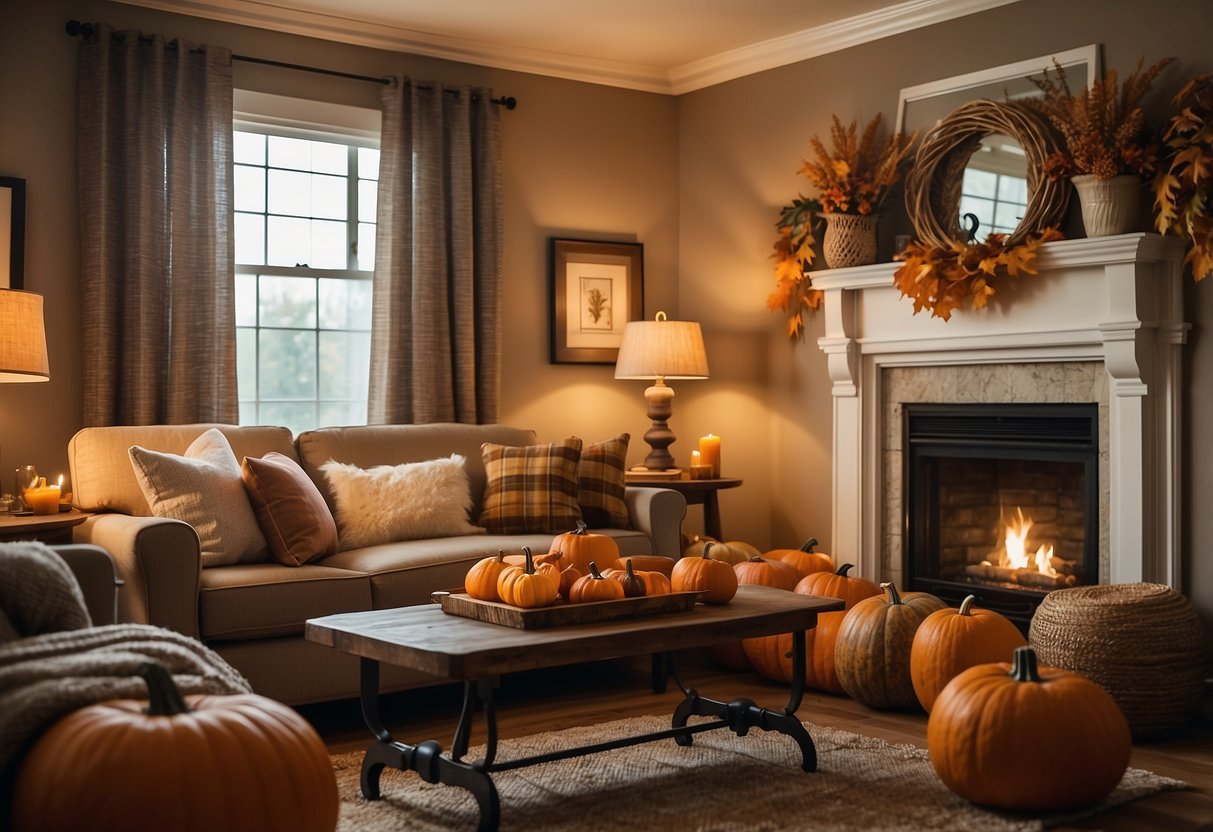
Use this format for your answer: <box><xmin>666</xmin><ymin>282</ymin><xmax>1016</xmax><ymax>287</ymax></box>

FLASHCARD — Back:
<box><xmin>306</xmin><ymin>585</ymin><xmax>843</xmax><ymax>832</ymax></box>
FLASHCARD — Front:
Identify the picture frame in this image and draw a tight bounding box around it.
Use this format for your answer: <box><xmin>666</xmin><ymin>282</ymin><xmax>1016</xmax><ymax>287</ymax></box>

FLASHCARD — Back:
<box><xmin>0</xmin><ymin>176</ymin><xmax>26</xmax><ymax>290</ymax></box>
<box><xmin>550</xmin><ymin>238</ymin><xmax>644</xmax><ymax>364</ymax></box>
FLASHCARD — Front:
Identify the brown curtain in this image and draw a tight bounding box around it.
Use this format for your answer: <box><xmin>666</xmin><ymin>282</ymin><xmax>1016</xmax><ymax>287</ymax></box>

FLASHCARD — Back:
<box><xmin>370</xmin><ymin>80</ymin><xmax>502</xmax><ymax>425</ymax></box>
<box><xmin>77</xmin><ymin>23</ymin><xmax>237</xmax><ymax>426</ymax></box>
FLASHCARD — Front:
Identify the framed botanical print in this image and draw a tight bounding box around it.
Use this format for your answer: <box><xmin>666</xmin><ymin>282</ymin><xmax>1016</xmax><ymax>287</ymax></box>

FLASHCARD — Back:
<box><xmin>549</xmin><ymin>238</ymin><xmax>644</xmax><ymax>364</ymax></box>
<box><xmin>0</xmin><ymin>177</ymin><xmax>26</xmax><ymax>289</ymax></box>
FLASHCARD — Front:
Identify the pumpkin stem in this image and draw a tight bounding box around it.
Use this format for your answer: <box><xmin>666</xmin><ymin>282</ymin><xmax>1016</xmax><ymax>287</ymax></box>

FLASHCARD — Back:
<box><xmin>836</xmin><ymin>563</ymin><xmax>855</xmax><ymax>576</ymax></box>
<box><xmin>625</xmin><ymin>559</ymin><xmax>636</xmax><ymax>577</ymax></box>
<box><xmin>958</xmin><ymin>594</ymin><xmax>976</xmax><ymax>616</ymax></box>
<box><xmin>800</xmin><ymin>537</ymin><xmax>819</xmax><ymax>553</ymax></box>
<box><xmin>880</xmin><ymin>581</ymin><xmax>904</xmax><ymax>605</ymax></box>
<box><xmin>588</xmin><ymin>561</ymin><xmax>605</xmax><ymax>579</ymax></box>
<box><xmin>138</xmin><ymin>661</ymin><xmax>191</xmax><ymax>717</ymax></box>
<box><xmin>522</xmin><ymin>546</ymin><xmax>536</xmax><ymax>575</ymax></box>
<box><xmin>1009</xmin><ymin>645</ymin><xmax>1043</xmax><ymax>683</ymax></box>
<box><xmin>702</xmin><ymin>541</ymin><xmax>716</xmax><ymax>560</ymax></box>
<box><xmin>495</xmin><ymin>549</ymin><xmax>506</xmax><ymax>563</ymax></box>
<box><xmin>573</xmin><ymin>521</ymin><xmax>588</xmax><ymax>535</ymax></box>
<box><xmin>748</xmin><ymin>556</ymin><xmax>765</xmax><ymax>563</ymax></box>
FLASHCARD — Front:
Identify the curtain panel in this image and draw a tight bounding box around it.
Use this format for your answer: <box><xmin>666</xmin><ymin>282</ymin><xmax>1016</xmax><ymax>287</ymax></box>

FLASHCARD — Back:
<box><xmin>370</xmin><ymin>80</ymin><xmax>503</xmax><ymax>425</ymax></box>
<box><xmin>77</xmin><ymin>23</ymin><xmax>237</xmax><ymax>426</ymax></box>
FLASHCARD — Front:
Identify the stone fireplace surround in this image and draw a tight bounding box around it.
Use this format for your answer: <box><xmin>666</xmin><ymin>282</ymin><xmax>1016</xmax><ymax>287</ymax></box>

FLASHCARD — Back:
<box><xmin>813</xmin><ymin>233</ymin><xmax>1187</xmax><ymax>592</ymax></box>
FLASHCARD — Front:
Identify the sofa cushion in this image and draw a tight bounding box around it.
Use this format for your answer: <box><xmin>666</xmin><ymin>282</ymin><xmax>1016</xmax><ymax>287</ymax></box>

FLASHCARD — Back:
<box><xmin>70</xmin><ymin>424</ymin><xmax>297</xmax><ymax>515</ymax></box>
<box><xmin>129</xmin><ymin>429</ymin><xmax>268</xmax><ymax>567</ymax></box>
<box><xmin>241</xmin><ymin>452</ymin><xmax>338</xmax><ymax>566</ymax></box>
<box><xmin>199</xmin><ymin>562</ymin><xmax>372</xmax><ymax>641</ymax></box>
<box><xmin>478</xmin><ymin>438</ymin><xmax>584</xmax><ymax>534</ymax></box>
<box><xmin>579</xmin><ymin>433</ymin><xmax>631</xmax><ymax>529</ymax></box>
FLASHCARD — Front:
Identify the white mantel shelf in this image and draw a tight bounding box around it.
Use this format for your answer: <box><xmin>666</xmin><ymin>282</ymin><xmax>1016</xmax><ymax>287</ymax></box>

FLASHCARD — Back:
<box><xmin>813</xmin><ymin>232</ymin><xmax>1188</xmax><ymax>589</ymax></box>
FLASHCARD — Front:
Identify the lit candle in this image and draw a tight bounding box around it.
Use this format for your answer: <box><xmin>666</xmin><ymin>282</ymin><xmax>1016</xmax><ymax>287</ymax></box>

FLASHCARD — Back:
<box><xmin>691</xmin><ymin>450</ymin><xmax>701</xmax><ymax>465</ymax></box>
<box><xmin>698</xmin><ymin>434</ymin><xmax>721</xmax><ymax>477</ymax></box>
<box><xmin>23</xmin><ymin>476</ymin><xmax>61</xmax><ymax>515</ymax></box>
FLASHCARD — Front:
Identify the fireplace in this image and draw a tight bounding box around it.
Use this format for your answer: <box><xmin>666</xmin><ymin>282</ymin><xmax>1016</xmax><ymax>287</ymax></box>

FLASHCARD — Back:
<box><xmin>904</xmin><ymin>403</ymin><xmax>1099</xmax><ymax>628</ymax></box>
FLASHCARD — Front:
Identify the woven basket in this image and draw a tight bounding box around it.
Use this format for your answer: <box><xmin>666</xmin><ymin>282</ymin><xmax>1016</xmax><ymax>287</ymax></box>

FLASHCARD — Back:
<box><xmin>820</xmin><ymin>212</ymin><xmax>878</xmax><ymax>269</ymax></box>
<box><xmin>1029</xmin><ymin>583</ymin><xmax>1210</xmax><ymax>738</ymax></box>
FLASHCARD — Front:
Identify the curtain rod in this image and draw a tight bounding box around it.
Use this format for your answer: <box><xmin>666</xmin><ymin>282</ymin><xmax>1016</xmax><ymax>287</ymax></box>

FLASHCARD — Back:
<box><xmin>64</xmin><ymin>20</ymin><xmax>517</xmax><ymax>110</ymax></box>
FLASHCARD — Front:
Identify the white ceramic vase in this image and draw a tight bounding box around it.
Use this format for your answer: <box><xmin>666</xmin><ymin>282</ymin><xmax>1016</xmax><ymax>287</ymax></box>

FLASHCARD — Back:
<box><xmin>821</xmin><ymin>212</ymin><xmax>878</xmax><ymax>269</ymax></box>
<box><xmin>1071</xmin><ymin>174</ymin><xmax>1141</xmax><ymax>237</ymax></box>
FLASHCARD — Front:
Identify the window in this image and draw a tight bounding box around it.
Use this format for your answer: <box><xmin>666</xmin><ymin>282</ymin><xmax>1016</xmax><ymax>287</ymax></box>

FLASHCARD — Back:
<box><xmin>233</xmin><ymin>126</ymin><xmax>379</xmax><ymax>434</ymax></box>
<box><xmin>957</xmin><ymin>135</ymin><xmax>1029</xmax><ymax>238</ymax></box>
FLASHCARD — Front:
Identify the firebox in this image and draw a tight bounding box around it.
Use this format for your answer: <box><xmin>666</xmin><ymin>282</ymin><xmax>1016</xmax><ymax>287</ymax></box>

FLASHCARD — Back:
<box><xmin>903</xmin><ymin>402</ymin><xmax>1099</xmax><ymax>629</ymax></box>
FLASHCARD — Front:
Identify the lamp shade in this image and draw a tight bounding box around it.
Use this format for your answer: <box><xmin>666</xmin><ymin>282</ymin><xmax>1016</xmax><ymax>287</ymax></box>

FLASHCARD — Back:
<box><xmin>614</xmin><ymin>312</ymin><xmax>709</xmax><ymax>380</ymax></box>
<box><xmin>0</xmin><ymin>289</ymin><xmax>50</xmax><ymax>382</ymax></box>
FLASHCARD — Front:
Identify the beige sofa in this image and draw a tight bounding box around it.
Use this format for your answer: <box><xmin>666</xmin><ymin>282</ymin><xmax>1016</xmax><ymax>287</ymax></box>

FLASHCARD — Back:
<box><xmin>67</xmin><ymin>423</ymin><xmax>686</xmax><ymax>704</ymax></box>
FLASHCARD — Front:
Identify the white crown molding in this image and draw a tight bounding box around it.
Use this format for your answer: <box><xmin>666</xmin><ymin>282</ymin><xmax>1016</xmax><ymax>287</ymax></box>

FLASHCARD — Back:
<box><xmin>112</xmin><ymin>0</ymin><xmax>1024</xmax><ymax>95</ymax></box>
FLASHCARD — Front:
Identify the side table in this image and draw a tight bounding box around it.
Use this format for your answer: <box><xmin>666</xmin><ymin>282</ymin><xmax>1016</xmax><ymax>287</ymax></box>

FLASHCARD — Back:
<box><xmin>625</xmin><ymin>475</ymin><xmax>742</xmax><ymax>540</ymax></box>
<box><xmin>0</xmin><ymin>510</ymin><xmax>89</xmax><ymax>545</ymax></box>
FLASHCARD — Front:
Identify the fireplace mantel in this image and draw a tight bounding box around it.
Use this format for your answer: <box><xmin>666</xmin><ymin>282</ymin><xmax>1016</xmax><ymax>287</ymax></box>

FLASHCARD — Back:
<box><xmin>812</xmin><ymin>233</ymin><xmax>1188</xmax><ymax>589</ymax></box>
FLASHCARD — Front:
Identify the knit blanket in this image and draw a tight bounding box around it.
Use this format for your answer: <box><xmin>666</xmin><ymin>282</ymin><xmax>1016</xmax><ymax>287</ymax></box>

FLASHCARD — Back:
<box><xmin>0</xmin><ymin>542</ymin><xmax>251</xmax><ymax>782</ymax></box>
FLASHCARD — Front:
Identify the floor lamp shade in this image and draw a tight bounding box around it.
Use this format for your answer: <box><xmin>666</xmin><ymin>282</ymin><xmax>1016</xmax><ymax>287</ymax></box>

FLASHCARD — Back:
<box><xmin>0</xmin><ymin>289</ymin><xmax>50</xmax><ymax>382</ymax></box>
<box><xmin>614</xmin><ymin>312</ymin><xmax>708</xmax><ymax>471</ymax></box>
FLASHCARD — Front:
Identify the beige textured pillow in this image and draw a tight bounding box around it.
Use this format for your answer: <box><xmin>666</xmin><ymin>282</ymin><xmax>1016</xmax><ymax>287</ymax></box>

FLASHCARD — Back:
<box><xmin>128</xmin><ymin>428</ymin><xmax>268</xmax><ymax>567</ymax></box>
<box><xmin>320</xmin><ymin>455</ymin><xmax>484</xmax><ymax>550</ymax></box>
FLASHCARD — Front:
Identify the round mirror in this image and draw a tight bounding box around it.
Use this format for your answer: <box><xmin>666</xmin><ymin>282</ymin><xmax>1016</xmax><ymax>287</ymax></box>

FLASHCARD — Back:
<box><xmin>904</xmin><ymin>99</ymin><xmax>1068</xmax><ymax>249</ymax></box>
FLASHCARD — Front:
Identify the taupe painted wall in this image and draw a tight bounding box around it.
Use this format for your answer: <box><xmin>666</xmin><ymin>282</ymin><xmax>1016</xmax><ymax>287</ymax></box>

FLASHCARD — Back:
<box><xmin>677</xmin><ymin>0</ymin><xmax>1213</xmax><ymax>628</ymax></box>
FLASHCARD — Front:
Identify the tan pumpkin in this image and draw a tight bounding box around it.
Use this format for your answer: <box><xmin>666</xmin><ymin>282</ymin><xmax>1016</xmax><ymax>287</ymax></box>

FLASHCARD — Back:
<box><xmin>700</xmin><ymin>539</ymin><xmax>762</xmax><ymax>566</ymax></box>
<box><xmin>834</xmin><ymin>582</ymin><xmax>947</xmax><ymax>709</ymax></box>
<box><xmin>11</xmin><ymin>662</ymin><xmax>338</xmax><ymax>832</ymax></box>
<box><xmin>733</xmin><ymin>556</ymin><xmax>800</xmax><ymax>591</ymax></box>
<box><xmin>682</xmin><ymin>533</ymin><xmax>718</xmax><ymax>558</ymax></box>
<box><xmin>764</xmin><ymin>537</ymin><xmax>835</xmax><ymax>579</ymax></box>
<box><xmin>464</xmin><ymin>550</ymin><xmax>509</xmax><ymax>601</ymax></box>
<box><xmin>569</xmin><ymin>561</ymin><xmax>626</xmax><ymax>603</ymax></box>
<box><xmin>638</xmin><ymin>570</ymin><xmax>672</xmax><ymax>596</ymax></box>
<box><xmin>497</xmin><ymin>548</ymin><xmax>559</xmax><ymax>608</ymax></box>
<box><xmin>910</xmin><ymin>595</ymin><xmax>1027</xmax><ymax>712</ymax></box>
<box><xmin>928</xmin><ymin>646</ymin><xmax>1131</xmax><ymax>811</ymax></box>
<box><xmin>551</xmin><ymin>521</ymin><xmax>622</xmax><ymax>571</ymax></box>
<box><xmin>670</xmin><ymin>549</ymin><xmax>738</xmax><ymax>605</ymax></box>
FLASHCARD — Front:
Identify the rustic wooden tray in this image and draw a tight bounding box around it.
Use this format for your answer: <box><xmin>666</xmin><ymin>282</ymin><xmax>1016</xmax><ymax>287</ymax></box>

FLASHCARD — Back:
<box><xmin>431</xmin><ymin>589</ymin><xmax>701</xmax><ymax>630</ymax></box>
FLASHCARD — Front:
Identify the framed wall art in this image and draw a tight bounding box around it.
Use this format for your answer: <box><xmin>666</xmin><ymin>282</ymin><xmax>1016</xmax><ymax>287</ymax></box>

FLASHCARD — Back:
<box><xmin>0</xmin><ymin>177</ymin><xmax>26</xmax><ymax>289</ymax></box>
<box><xmin>549</xmin><ymin>238</ymin><xmax>644</xmax><ymax>364</ymax></box>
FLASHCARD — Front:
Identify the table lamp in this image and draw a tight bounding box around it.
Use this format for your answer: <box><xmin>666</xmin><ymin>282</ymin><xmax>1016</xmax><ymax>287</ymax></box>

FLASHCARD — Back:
<box><xmin>0</xmin><ymin>289</ymin><xmax>51</xmax><ymax>507</ymax></box>
<box><xmin>614</xmin><ymin>311</ymin><xmax>708</xmax><ymax>473</ymax></box>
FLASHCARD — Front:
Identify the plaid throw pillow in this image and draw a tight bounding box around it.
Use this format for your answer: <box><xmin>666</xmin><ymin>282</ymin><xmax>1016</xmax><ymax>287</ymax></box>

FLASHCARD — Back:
<box><xmin>478</xmin><ymin>438</ymin><xmax>584</xmax><ymax>534</ymax></box>
<box><xmin>579</xmin><ymin>433</ymin><xmax>630</xmax><ymax>528</ymax></box>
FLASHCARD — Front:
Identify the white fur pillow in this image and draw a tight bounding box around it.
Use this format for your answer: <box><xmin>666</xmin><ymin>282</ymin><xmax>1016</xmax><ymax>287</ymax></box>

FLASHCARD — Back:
<box><xmin>320</xmin><ymin>455</ymin><xmax>484</xmax><ymax>550</ymax></box>
<box><xmin>128</xmin><ymin>428</ymin><xmax>268</xmax><ymax>567</ymax></box>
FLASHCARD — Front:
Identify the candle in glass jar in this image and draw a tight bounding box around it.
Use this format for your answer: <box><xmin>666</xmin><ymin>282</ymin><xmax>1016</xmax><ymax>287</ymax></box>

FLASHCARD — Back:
<box><xmin>23</xmin><ymin>476</ymin><xmax>61</xmax><ymax>515</ymax></box>
<box><xmin>698</xmin><ymin>434</ymin><xmax>721</xmax><ymax>477</ymax></box>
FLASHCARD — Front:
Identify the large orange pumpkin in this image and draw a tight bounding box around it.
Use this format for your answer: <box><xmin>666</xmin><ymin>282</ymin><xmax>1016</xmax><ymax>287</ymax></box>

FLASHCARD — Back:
<box><xmin>11</xmin><ymin>662</ymin><xmax>338</xmax><ymax>832</ymax></box>
<box><xmin>765</xmin><ymin>537</ymin><xmax>835</xmax><ymax>579</ymax></box>
<box><xmin>733</xmin><ymin>556</ymin><xmax>800</xmax><ymax>591</ymax></box>
<box><xmin>834</xmin><ymin>581</ymin><xmax>946</xmax><ymax>709</ymax></box>
<box><xmin>671</xmin><ymin>549</ymin><xmax>738</xmax><ymax>604</ymax></box>
<box><xmin>928</xmin><ymin>646</ymin><xmax>1132</xmax><ymax>811</ymax></box>
<box><xmin>550</xmin><ymin>521</ymin><xmax>622</xmax><ymax>571</ymax></box>
<box><xmin>909</xmin><ymin>594</ymin><xmax>1027</xmax><ymax>712</ymax></box>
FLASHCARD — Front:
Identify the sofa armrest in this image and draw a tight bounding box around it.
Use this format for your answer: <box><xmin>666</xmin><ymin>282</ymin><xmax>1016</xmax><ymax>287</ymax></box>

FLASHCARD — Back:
<box><xmin>73</xmin><ymin>514</ymin><xmax>202</xmax><ymax>637</ymax></box>
<box><xmin>625</xmin><ymin>487</ymin><xmax>686</xmax><ymax>558</ymax></box>
<box><xmin>53</xmin><ymin>544</ymin><xmax>122</xmax><ymax>626</ymax></box>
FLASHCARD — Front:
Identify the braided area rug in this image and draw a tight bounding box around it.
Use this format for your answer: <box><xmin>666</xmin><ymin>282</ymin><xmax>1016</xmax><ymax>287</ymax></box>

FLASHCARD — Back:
<box><xmin>333</xmin><ymin>714</ymin><xmax>1184</xmax><ymax>831</ymax></box>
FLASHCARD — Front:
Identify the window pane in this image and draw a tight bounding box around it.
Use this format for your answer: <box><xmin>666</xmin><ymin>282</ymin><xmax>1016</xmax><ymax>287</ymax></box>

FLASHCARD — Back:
<box><xmin>319</xmin><ymin>278</ymin><xmax>372</xmax><ymax>330</ymax></box>
<box><xmin>358</xmin><ymin>179</ymin><xmax>377</xmax><ymax>222</ymax></box>
<box><xmin>311</xmin><ymin>173</ymin><xmax>347</xmax><ymax>220</ymax></box>
<box><xmin>258</xmin><ymin>329</ymin><xmax>316</xmax><ymax>399</ymax></box>
<box><xmin>234</xmin><ymin>131</ymin><xmax>265</xmax><ymax>165</ymax></box>
<box><xmin>238</xmin><ymin>400</ymin><xmax>258</xmax><ymax>426</ymax></box>
<box><xmin>994</xmin><ymin>201</ymin><xmax>1024</xmax><ymax>231</ymax></box>
<box><xmin>267</xmin><ymin>135</ymin><xmax>312</xmax><ymax>171</ymax></box>
<box><xmin>310</xmin><ymin>219</ymin><xmax>348</xmax><ymax>269</ymax></box>
<box><xmin>962</xmin><ymin>168</ymin><xmax>997</xmax><ymax>198</ymax></box>
<box><xmin>267</xmin><ymin>169</ymin><xmax>312</xmax><ymax>218</ymax></box>
<box><xmin>266</xmin><ymin>215</ymin><xmax>311</xmax><ymax>266</ymax></box>
<box><xmin>259</xmin><ymin>276</ymin><xmax>316</xmax><ymax>328</ymax></box>
<box><xmin>357</xmin><ymin>223</ymin><xmax>376</xmax><ymax>271</ymax></box>
<box><xmin>235</xmin><ymin>273</ymin><xmax>257</xmax><ymax>327</ymax></box>
<box><xmin>234</xmin><ymin>213</ymin><xmax>265</xmax><ymax>265</ymax></box>
<box><xmin>236</xmin><ymin>326</ymin><xmax>257</xmax><ymax>399</ymax></box>
<box><xmin>358</xmin><ymin>147</ymin><xmax>380</xmax><ymax>179</ymax></box>
<box><xmin>310</xmin><ymin>141</ymin><xmax>348</xmax><ymax>175</ymax></box>
<box><xmin>319</xmin><ymin>330</ymin><xmax>370</xmax><ymax>400</ymax></box>
<box><xmin>234</xmin><ymin>165</ymin><xmax>265</xmax><ymax>212</ymax></box>
<box><xmin>259</xmin><ymin>402</ymin><xmax>316</xmax><ymax>436</ymax></box>
<box><xmin>319</xmin><ymin>400</ymin><xmax>366</xmax><ymax>430</ymax></box>
<box><xmin>997</xmin><ymin>175</ymin><xmax>1028</xmax><ymax>203</ymax></box>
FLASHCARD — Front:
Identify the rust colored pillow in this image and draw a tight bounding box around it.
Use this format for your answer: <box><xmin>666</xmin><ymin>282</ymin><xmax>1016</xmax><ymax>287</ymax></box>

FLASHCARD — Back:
<box><xmin>241</xmin><ymin>452</ymin><xmax>338</xmax><ymax>566</ymax></box>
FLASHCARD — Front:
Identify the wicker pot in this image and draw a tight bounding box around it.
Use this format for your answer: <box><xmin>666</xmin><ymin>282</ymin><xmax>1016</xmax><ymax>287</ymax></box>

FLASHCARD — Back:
<box><xmin>1071</xmin><ymin>174</ymin><xmax>1141</xmax><ymax>237</ymax></box>
<box><xmin>821</xmin><ymin>212</ymin><xmax>878</xmax><ymax>269</ymax></box>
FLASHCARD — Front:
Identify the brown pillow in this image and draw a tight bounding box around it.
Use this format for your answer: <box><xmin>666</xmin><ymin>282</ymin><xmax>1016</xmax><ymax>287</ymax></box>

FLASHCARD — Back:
<box><xmin>478</xmin><ymin>438</ymin><xmax>583</xmax><ymax>534</ymax></box>
<box><xmin>579</xmin><ymin>433</ymin><xmax>631</xmax><ymax>528</ymax></box>
<box><xmin>241</xmin><ymin>452</ymin><xmax>338</xmax><ymax>566</ymax></box>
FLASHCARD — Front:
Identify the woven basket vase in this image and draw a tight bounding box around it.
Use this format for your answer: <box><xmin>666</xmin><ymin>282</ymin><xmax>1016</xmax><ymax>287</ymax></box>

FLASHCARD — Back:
<box><xmin>821</xmin><ymin>212</ymin><xmax>878</xmax><ymax>269</ymax></box>
<box><xmin>1029</xmin><ymin>583</ymin><xmax>1210</xmax><ymax>739</ymax></box>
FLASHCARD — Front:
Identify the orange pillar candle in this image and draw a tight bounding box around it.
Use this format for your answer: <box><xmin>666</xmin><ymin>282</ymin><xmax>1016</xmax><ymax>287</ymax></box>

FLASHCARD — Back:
<box><xmin>698</xmin><ymin>434</ymin><xmax>721</xmax><ymax>477</ymax></box>
<box><xmin>23</xmin><ymin>477</ymin><xmax>61</xmax><ymax>515</ymax></box>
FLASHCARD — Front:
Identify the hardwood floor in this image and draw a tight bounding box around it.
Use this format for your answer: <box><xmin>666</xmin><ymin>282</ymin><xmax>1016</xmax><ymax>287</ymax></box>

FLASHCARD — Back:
<box><xmin>301</xmin><ymin>652</ymin><xmax>1213</xmax><ymax>831</ymax></box>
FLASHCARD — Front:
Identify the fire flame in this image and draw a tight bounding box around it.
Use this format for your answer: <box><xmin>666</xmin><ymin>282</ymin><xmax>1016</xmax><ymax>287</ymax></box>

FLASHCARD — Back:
<box><xmin>992</xmin><ymin>508</ymin><xmax>1057</xmax><ymax>575</ymax></box>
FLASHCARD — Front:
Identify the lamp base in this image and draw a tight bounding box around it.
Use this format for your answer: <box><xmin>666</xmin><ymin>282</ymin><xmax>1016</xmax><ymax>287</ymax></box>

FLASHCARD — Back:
<box><xmin>625</xmin><ymin>466</ymin><xmax>682</xmax><ymax>481</ymax></box>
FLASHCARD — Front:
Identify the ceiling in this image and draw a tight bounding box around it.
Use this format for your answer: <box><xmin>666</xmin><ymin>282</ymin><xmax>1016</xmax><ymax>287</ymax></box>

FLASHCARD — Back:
<box><xmin>117</xmin><ymin>0</ymin><xmax>1021</xmax><ymax>94</ymax></box>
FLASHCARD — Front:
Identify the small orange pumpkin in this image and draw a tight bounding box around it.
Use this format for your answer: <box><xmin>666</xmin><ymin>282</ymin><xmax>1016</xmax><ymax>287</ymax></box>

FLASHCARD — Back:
<box><xmin>638</xmin><ymin>570</ymin><xmax>672</xmax><ymax>596</ymax></box>
<box><xmin>497</xmin><ymin>548</ymin><xmax>559</xmax><ymax>608</ymax></box>
<box><xmin>569</xmin><ymin>561</ymin><xmax>626</xmax><ymax>603</ymax></box>
<box><xmin>557</xmin><ymin>564</ymin><xmax>582</xmax><ymax>600</ymax></box>
<box><xmin>909</xmin><ymin>594</ymin><xmax>1027</xmax><ymax>712</ymax></box>
<box><xmin>464</xmin><ymin>550</ymin><xmax>509</xmax><ymax>601</ymax></box>
<box><xmin>764</xmin><ymin>537</ymin><xmax>835</xmax><ymax>579</ymax></box>
<box><xmin>794</xmin><ymin>562</ymin><xmax>880</xmax><ymax>607</ymax></box>
<box><xmin>670</xmin><ymin>548</ymin><xmax>738</xmax><ymax>605</ymax></box>
<box><xmin>614</xmin><ymin>559</ymin><xmax>647</xmax><ymax>597</ymax></box>
<box><xmin>733</xmin><ymin>556</ymin><xmax>800</xmax><ymax>591</ymax></box>
<box><xmin>551</xmin><ymin>521</ymin><xmax>622</xmax><ymax>571</ymax></box>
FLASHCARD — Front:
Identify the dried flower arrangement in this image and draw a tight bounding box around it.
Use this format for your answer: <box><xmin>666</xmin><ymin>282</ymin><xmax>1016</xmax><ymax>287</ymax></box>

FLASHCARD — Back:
<box><xmin>1027</xmin><ymin>57</ymin><xmax>1175</xmax><ymax>180</ymax></box>
<box><xmin>768</xmin><ymin>114</ymin><xmax>916</xmax><ymax>338</ymax></box>
<box><xmin>1154</xmin><ymin>74</ymin><xmax>1213</xmax><ymax>281</ymax></box>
